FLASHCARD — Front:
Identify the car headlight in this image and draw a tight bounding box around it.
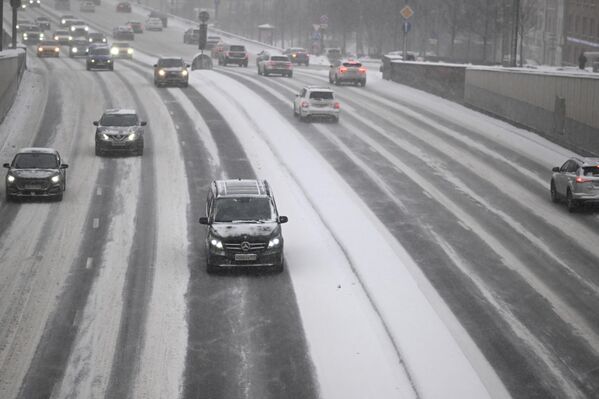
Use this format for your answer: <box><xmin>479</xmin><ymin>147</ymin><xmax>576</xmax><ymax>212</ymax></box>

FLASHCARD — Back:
<box><xmin>72</xmin><ymin>47</ymin><xmax>78</xmax><ymax>53</ymax></box>
<box><xmin>127</xmin><ymin>48</ymin><xmax>133</xmax><ymax>54</ymax></box>
<box><xmin>54</xmin><ymin>36</ymin><xmax>59</xmax><ymax>40</ymax></box>
<box><xmin>91</xmin><ymin>59</ymin><xmax>95</xmax><ymax>63</ymax></box>
<box><xmin>38</xmin><ymin>47</ymin><xmax>43</xmax><ymax>52</ymax></box>
<box><xmin>111</xmin><ymin>47</ymin><xmax>119</xmax><ymax>55</ymax></box>
<box><xmin>268</xmin><ymin>237</ymin><xmax>281</xmax><ymax>248</ymax></box>
<box><xmin>71</xmin><ymin>26</ymin><xmax>75</xmax><ymax>31</ymax></box>
<box><xmin>68</xmin><ymin>36</ymin><xmax>73</xmax><ymax>40</ymax></box>
<box><xmin>54</xmin><ymin>47</ymin><xmax>60</xmax><ymax>52</ymax></box>
<box><xmin>210</xmin><ymin>238</ymin><xmax>223</xmax><ymax>249</ymax></box>
<box><xmin>61</xmin><ymin>19</ymin><xmax>66</xmax><ymax>24</ymax></box>
<box><xmin>7</xmin><ymin>175</ymin><xmax>15</xmax><ymax>183</ymax></box>
<box><xmin>51</xmin><ymin>175</ymin><xmax>60</xmax><ymax>183</ymax></box>
<box><xmin>158</xmin><ymin>69</ymin><xmax>165</xmax><ymax>76</ymax></box>
<box><xmin>101</xmin><ymin>133</ymin><xmax>109</xmax><ymax>140</ymax></box>
<box><xmin>181</xmin><ymin>69</ymin><xmax>188</xmax><ymax>76</ymax></box>
<box><xmin>23</xmin><ymin>33</ymin><xmax>28</xmax><ymax>39</ymax></box>
<box><xmin>40</xmin><ymin>33</ymin><xmax>45</xmax><ymax>39</ymax></box>
<box><xmin>127</xmin><ymin>133</ymin><xmax>137</xmax><ymax>141</ymax></box>
<box><xmin>89</xmin><ymin>38</ymin><xmax>93</xmax><ymax>42</ymax></box>
<box><xmin>107</xmin><ymin>59</ymin><xmax>112</xmax><ymax>63</ymax></box>
<box><xmin>102</xmin><ymin>38</ymin><xmax>106</xmax><ymax>42</ymax></box>
<box><xmin>84</xmin><ymin>27</ymin><xmax>89</xmax><ymax>31</ymax></box>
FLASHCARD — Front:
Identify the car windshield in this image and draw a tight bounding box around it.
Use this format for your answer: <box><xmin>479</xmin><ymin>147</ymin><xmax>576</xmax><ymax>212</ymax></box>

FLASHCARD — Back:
<box><xmin>272</xmin><ymin>56</ymin><xmax>289</xmax><ymax>62</ymax></box>
<box><xmin>582</xmin><ymin>166</ymin><xmax>599</xmax><ymax>177</ymax></box>
<box><xmin>213</xmin><ymin>197</ymin><xmax>275</xmax><ymax>222</ymax></box>
<box><xmin>40</xmin><ymin>41</ymin><xmax>59</xmax><ymax>46</ymax></box>
<box><xmin>26</xmin><ymin>27</ymin><xmax>41</xmax><ymax>32</ymax></box>
<box><xmin>113</xmin><ymin>42</ymin><xmax>129</xmax><ymax>47</ymax></box>
<box><xmin>230</xmin><ymin>45</ymin><xmax>245</xmax><ymax>52</ymax></box>
<box><xmin>72</xmin><ymin>39</ymin><xmax>87</xmax><ymax>45</ymax></box>
<box><xmin>13</xmin><ymin>153</ymin><xmax>58</xmax><ymax>169</ymax></box>
<box><xmin>100</xmin><ymin>113</ymin><xmax>138</xmax><ymax>126</ymax></box>
<box><xmin>91</xmin><ymin>48</ymin><xmax>110</xmax><ymax>55</ymax></box>
<box><xmin>309</xmin><ymin>91</ymin><xmax>334</xmax><ymax>100</ymax></box>
<box><xmin>291</xmin><ymin>48</ymin><xmax>305</xmax><ymax>52</ymax></box>
<box><xmin>158</xmin><ymin>59</ymin><xmax>183</xmax><ymax>67</ymax></box>
<box><xmin>55</xmin><ymin>31</ymin><xmax>68</xmax><ymax>35</ymax></box>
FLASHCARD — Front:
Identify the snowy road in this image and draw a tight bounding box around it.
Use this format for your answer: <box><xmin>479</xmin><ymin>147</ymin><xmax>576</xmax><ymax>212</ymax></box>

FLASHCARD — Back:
<box><xmin>1</xmin><ymin>2</ymin><xmax>599</xmax><ymax>399</ymax></box>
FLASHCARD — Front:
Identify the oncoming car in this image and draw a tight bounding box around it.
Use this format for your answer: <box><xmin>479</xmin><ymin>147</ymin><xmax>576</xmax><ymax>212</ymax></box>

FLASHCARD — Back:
<box><xmin>86</xmin><ymin>45</ymin><xmax>114</xmax><ymax>71</ymax></box>
<box><xmin>111</xmin><ymin>42</ymin><xmax>133</xmax><ymax>59</ymax></box>
<box><xmin>550</xmin><ymin>157</ymin><xmax>599</xmax><ymax>212</ymax></box>
<box><xmin>87</xmin><ymin>32</ymin><xmax>107</xmax><ymax>44</ymax></box>
<box><xmin>199</xmin><ymin>179</ymin><xmax>288</xmax><ymax>273</ymax></box>
<box><xmin>293</xmin><ymin>86</ymin><xmax>340</xmax><ymax>123</ymax></box>
<box><xmin>37</xmin><ymin>40</ymin><xmax>60</xmax><ymax>57</ymax></box>
<box><xmin>283</xmin><ymin>47</ymin><xmax>309</xmax><ymax>66</ymax></box>
<box><xmin>145</xmin><ymin>17</ymin><xmax>163</xmax><ymax>31</ymax></box>
<box><xmin>3</xmin><ymin>148</ymin><xmax>68</xmax><ymax>202</ymax></box>
<box><xmin>94</xmin><ymin>109</ymin><xmax>146</xmax><ymax>156</ymax></box>
<box><xmin>69</xmin><ymin>38</ymin><xmax>89</xmax><ymax>57</ymax></box>
<box><xmin>113</xmin><ymin>26</ymin><xmax>134</xmax><ymax>40</ymax></box>
<box><xmin>153</xmin><ymin>57</ymin><xmax>189</xmax><ymax>87</ymax></box>
<box><xmin>53</xmin><ymin>30</ymin><xmax>72</xmax><ymax>44</ymax></box>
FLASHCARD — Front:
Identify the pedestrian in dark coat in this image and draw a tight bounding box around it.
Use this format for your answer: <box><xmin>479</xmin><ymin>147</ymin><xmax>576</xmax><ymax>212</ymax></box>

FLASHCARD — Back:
<box><xmin>579</xmin><ymin>52</ymin><xmax>588</xmax><ymax>70</ymax></box>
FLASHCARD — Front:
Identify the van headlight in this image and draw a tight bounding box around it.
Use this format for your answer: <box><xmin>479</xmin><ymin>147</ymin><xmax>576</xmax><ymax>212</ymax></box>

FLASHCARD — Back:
<box><xmin>51</xmin><ymin>175</ymin><xmax>60</xmax><ymax>183</ymax></box>
<box><xmin>127</xmin><ymin>133</ymin><xmax>137</xmax><ymax>141</ymax></box>
<box><xmin>72</xmin><ymin>47</ymin><xmax>78</xmax><ymax>53</ymax></box>
<box><xmin>158</xmin><ymin>69</ymin><xmax>165</xmax><ymax>76</ymax></box>
<box><xmin>181</xmin><ymin>69</ymin><xmax>188</xmax><ymax>76</ymax></box>
<box><xmin>268</xmin><ymin>237</ymin><xmax>281</xmax><ymax>248</ymax></box>
<box><xmin>7</xmin><ymin>175</ymin><xmax>15</xmax><ymax>183</ymax></box>
<box><xmin>111</xmin><ymin>47</ymin><xmax>119</xmax><ymax>55</ymax></box>
<box><xmin>100</xmin><ymin>133</ymin><xmax>109</xmax><ymax>140</ymax></box>
<box><xmin>127</xmin><ymin>48</ymin><xmax>133</xmax><ymax>54</ymax></box>
<box><xmin>210</xmin><ymin>238</ymin><xmax>223</xmax><ymax>249</ymax></box>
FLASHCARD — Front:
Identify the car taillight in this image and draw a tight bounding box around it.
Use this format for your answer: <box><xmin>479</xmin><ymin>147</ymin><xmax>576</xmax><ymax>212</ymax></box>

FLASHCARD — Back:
<box><xmin>334</xmin><ymin>102</ymin><xmax>340</xmax><ymax>109</ymax></box>
<box><xmin>339</xmin><ymin>66</ymin><xmax>348</xmax><ymax>73</ymax></box>
<box><xmin>576</xmin><ymin>176</ymin><xmax>591</xmax><ymax>183</ymax></box>
<box><xmin>301</xmin><ymin>101</ymin><xmax>309</xmax><ymax>108</ymax></box>
<box><xmin>244</xmin><ymin>54</ymin><xmax>248</xmax><ymax>59</ymax></box>
<box><xmin>358</xmin><ymin>67</ymin><xmax>367</xmax><ymax>73</ymax></box>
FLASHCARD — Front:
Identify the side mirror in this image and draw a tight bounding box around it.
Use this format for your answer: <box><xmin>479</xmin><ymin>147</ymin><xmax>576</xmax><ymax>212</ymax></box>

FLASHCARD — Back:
<box><xmin>552</xmin><ymin>167</ymin><xmax>560</xmax><ymax>172</ymax></box>
<box><xmin>93</xmin><ymin>121</ymin><xmax>99</xmax><ymax>126</ymax></box>
<box><xmin>199</xmin><ymin>217</ymin><xmax>209</xmax><ymax>225</ymax></box>
<box><xmin>140</xmin><ymin>121</ymin><xmax>147</xmax><ymax>126</ymax></box>
<box><xmin>279</xmin><ymin>216</ymin><xmax>288</xmax><ymax>224</ymax></box>
<box><xmin>3</xmin><ymin>163</ymin><xmax>10</xmax><ymax>168</ymax></box>
<box><xmin>61</xmin><ymin>164</ymin><xmax>69</xmax><ymax>169</ymax></box>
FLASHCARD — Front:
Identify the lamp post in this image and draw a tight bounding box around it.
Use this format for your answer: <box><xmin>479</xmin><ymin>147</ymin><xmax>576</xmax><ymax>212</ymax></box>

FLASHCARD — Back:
<box><xmin>1</xmin><ymin>0</ymin><xmax>4</xmax><ymax>51</ymax></box>
<box><xmin>511</xmin><ymin>0</ymin><xmax>520</xmax><ymax>67</ymax></box>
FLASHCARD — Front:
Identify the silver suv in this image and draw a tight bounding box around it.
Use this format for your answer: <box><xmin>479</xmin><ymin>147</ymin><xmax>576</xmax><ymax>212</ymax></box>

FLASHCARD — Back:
<box><xmin>293</xmin><ymin>86</ymin><xmax>340</xmax><ymax>123</ymax></box>
<box><xmin>550</xmin><ymin>157</ymin><xmax>599</xmax><ymax>212</ymax></box>
<box><xmin>329</xmin><ymin>59</ymin><xmax>367</xmax><ymax>87</ymax></box>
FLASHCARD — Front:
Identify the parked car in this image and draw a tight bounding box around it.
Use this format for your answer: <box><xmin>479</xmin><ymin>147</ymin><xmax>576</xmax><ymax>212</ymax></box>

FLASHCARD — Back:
<box><xmin>257</xmin><ymin>54</ymin><xmax>293</xmax><ymax>77</ymax></box>
<box><xmin>293</xmin><ymin>86</ymin><xmax>340</xmax><ymax>123</ymax></box>
<box><xmin>183</xmin><ymin>28</ymin><xmax>199</xmax><ymax>45</ymax></box>
<box><xmin>145</xmin><ymin>17</ymin><xmax>163</xmax><ymax>31</ymax></box>
<box><xmin>69</xmin><ymin>38</ymin><xmax>89</xmax><ymax>57</ymax></box>
<box><xmin>110</xmin><ymin>42</ymin><xmax>133</xmax><ymax>59</ymax></box>
<box><xmin>4</xmin><ymin>147</ymin><xmax>68</xmax><ymax>202</ymax></box>
<box><xmin>328</xmin><ymin>59</ymin><xmax>367</xmax><ymax>87</ymax></box>
<box><xmin>199</xmin><ymin>179</ymin><xmax>288</xmax><ymax>273</ymax></box>
<box><xmin>94</xmin><ymin>109</ymin><xmax>146</xmax><ymax>156</ymax></box>
<box><xmin>126</xmin><ymin>21</ymin><xmax>143</xmax><ymax>33</ymax></box>
<box><xmin>550</xmin><ymin>157</ymin><xmax>599</xmax><ymax>212</ymax></box>
<box><xmin>153</xmin><ymin>57</ymin><xmax>189</xmax><ymax>87</ymax></box>
<box><xmin>79</xmin><ymin>1</ymin><xmax>95</xmax><ymax>12</ymax></box>
<box><xmin>283</xmin><ymin>47</ymin><xmax>309</xmax><ymax>66</ymax></box>
<box><xmin>116</xmin><ymin>1</ymin><xmax>131</xmax><ymax>12</ymax></box>
<box><xmin>86</xmin><ymin>44</ymin><xmax>114</xmax><ymax>71</ymax></box>
<box><xmin>37</xmin><ymin>40</ymin><xmax>60</xmax><ymax>57</ymax></box>
<box><xmin>218</xmin><ymin>44</ymin><xmax>248</xmax><ymax>67</ymax></box>
<box><xmin>113</xmin><ymin>26</ymin><xmax>134</xmax><ymax>40</ymax></box>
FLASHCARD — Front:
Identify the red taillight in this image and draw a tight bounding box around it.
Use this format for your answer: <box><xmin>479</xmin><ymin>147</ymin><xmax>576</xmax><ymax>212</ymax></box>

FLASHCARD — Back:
<box><xmin>339</xmin><ymin>66</ymin><xmax>348</xmax><ymax>73</ymax></box>
<box><xmin>358</xmin><ymin>67</ymin><xmax>367</xmax><ymax>73</ymax></box>
<box><xmin>301</xmin><ymin>101</ymin><xmax>309</xmax><ymax>108</ymax></box>
<box><xmin>334</xmin><ymin>102</ymin><xmax>340</xmax><ymax>109</ymax></box>
<box><xmin>576</xmin><ymin>176</ymin><xmax>591</xmax><ymax>183</ymax></box>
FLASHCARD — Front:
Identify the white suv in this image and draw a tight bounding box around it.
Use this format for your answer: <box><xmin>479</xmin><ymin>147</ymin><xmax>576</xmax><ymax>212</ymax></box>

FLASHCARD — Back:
<box><xmin>293</xmin><ymin>86</ymin><xmax>340</xmax><ymax>123</ymax></box>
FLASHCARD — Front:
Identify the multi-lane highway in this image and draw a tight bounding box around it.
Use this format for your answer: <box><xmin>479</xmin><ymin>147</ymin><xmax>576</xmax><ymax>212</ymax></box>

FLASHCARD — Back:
<box><xmin>1</xmin><ymin>1</ymin><xmax>599</xmax><ymax>398</ymax></box>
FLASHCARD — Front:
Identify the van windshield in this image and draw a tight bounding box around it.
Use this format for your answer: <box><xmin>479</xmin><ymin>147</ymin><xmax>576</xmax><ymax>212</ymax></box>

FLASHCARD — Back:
<box><xmin>213</xmin><ymin>198</ymin><xmax>275</xmax><ymax>222</ymax></box>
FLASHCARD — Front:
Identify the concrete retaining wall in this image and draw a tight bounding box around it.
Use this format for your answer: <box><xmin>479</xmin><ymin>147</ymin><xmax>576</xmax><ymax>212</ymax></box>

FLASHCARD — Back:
<box><xmin>465</xmin><ymin>69</ymin><xmax>599</xmax><ymax>156</ymax></box>
<box><xmin>382</xmin><ymin>56</ymin><xmax>467</xmax><ymax>102</ymax></box>
<box><xmin>0</xmin><ymin>48</ymin><xmax>27</xmax><ymax>124</ymax></box>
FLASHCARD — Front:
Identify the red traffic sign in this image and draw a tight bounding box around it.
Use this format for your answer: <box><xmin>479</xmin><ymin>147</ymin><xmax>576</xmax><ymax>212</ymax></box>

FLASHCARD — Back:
<box><xmin>400</xmin><ymin>5</ymin><xmax>414</xmax><ymax>19</ymax></box>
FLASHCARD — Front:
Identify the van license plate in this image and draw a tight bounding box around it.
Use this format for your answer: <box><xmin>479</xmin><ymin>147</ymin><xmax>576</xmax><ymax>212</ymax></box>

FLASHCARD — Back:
<box><xmin>235</xmin><ymin>254</ymin><xmax>257</xmax><ymax>261</ymax></box>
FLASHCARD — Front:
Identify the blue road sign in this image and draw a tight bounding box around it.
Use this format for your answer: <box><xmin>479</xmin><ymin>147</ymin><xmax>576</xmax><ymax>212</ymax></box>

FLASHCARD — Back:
<box><xmin>403</xmin><ymin>21</ymin><xmax>411</xmax><ymax>33</ymax></box>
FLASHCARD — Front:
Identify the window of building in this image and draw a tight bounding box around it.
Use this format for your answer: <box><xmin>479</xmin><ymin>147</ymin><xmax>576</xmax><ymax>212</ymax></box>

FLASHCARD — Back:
<box><xmin>583</xmin><ymin>17</ymin><xmax>588</xmax><ymax>35</ymax></box>
<box><xmin>576</xmin><ymin>15</ymin><xmax>581</xmax><ymax>33</ymax></box>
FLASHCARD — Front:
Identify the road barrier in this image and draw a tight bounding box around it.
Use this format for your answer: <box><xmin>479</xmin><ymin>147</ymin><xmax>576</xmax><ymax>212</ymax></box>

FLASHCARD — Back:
<box><xmin>382</xmin><ymin>59</ymin><xmax>599</xmax><ymax>156</ymax></box>
<box><xmin>0</xmin><ymin>46</ymin><xmax>26</xmax><ymax>124</ymax></box>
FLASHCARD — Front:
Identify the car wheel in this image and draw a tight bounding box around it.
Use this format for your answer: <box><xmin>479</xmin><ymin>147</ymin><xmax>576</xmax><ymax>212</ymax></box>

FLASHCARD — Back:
<box><xmin>333</xmin><ymin>115</ymin><xmax>340</xmax><ymax>123</ymax></box>
<box><xmin>206</xmin><ymin>262</ymin><xmax>218</xmax><ymax>274</ymax></box>
<box><xmin>550</xmin><ymin>180</ymin><xmax>559</xmax><ymax>203</ymax></box>
<box><xmin>182</xmin><ymin>82</ymin><xmax>188</xmax><ymax>88</ymax></box>
<box><xmin>95</xmin><ymin>146</ymin><xmax>102</xmax><ymax>156</ymax></box>
<box><xmin>334</xmin><ymin>76</ymin><xmax>340</xmax><ymax>85</ymax></box>
<box><xmin>264</xmin><ymin>70</ymin><xmax>269</xmax><ymax>76</ymax></box>
<box><xmin>54</xmin><ymin>193</ymin><xmax>63</xmax><ymax>202</ymax></box>
<box><xmin>567</xmin><ymin>189</ymin><xmax>577</xmax><ymax>213</ymax></box>
<box><xmin>271</xmin><ymin>260</ymin><xmax>284</xmax><ymax>273</ymax></box>
<box><xmin>361</xmin><ymin>80</ymin><xmax>367</xmax><ymax>87</ymax></box>
<box><xmin>328</xmin><ymin>75</ymin><xmax>333</xmax><ymax>83</ymax></box>
<box><xmin>86</xmin><ymin>64</ymin><xmax>91</xmax><ymax>70</ymax></box>
<box><xmin>5</xmin><ymin>192</ymin><xmax>13</xmax><ymax>203</ymax></box>
<box><xmin>293</xmin><ymin>104</ymin><xmax>298</xmax><ymax>117</ymax></box>
<box><xmin>288</xmin><ymin>72</ymin><xmax>293</xmax><ymax>78</ymax></box>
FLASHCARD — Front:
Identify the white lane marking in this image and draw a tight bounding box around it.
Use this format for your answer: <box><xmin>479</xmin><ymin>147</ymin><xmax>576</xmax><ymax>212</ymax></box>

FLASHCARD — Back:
<box><xmin>93</xmin><ymin>218</ymin><xmax>99</xmax><ymax>229</ymax></box>
<box><xmin>458</xmin><ymin>220</ymin><xmax>471</xmax><ymax>231</ymax></box>
<box><xmin>423</xmin><ymin>190</ymin><xmax>433</xmax><ymax>199</ymax></box>
<box><xmin>96</xmin><ymin>187</ymin><xmax>102</xmax><ymax>196</ymax></box>
<box><xmin>73</xmin><ymin>310</ymin><xmax>81</xmax><ymax>327</ymax></box>
<box><xmin>85</xmin><ymin>257</ymin><xmax>93</xmax><ymax>269</ymax></box>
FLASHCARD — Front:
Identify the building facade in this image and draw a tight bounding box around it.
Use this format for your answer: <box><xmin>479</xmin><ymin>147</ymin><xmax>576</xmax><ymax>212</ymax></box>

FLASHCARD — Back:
<box><xmin>563</xmin><ymin>0</ymin><xmax>599</xmax><ymax>65</ymax></box>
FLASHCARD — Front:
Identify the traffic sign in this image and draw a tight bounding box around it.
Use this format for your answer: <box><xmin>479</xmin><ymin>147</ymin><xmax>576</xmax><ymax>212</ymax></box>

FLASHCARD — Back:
<box><xmin>403</xmin><ymin>21</ymin><xmax>411</xmax><ymax>33</ymax></box>
<box><xmin>312</xmin><ymin>31</ymin><xmax>321</xmax><ymax>40</ymax></box>
<box><xmin>199</xmin><ymin>10</ymin><xmax>210</xmax><ymax>23</ymax></box>
<box><xmin>400</xmin><ymin>5</ymin><xmax>414</xmax><ymax>19</ymax></box>
<box><xmin>313</xmin><ymin>24</ymin><xmax>320</xmax><ymax>31</ymax></box>
<box><xmin>320</xmin><ymin>15</ymin><xmax>328</xmax><ymax>24</ymax></box>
